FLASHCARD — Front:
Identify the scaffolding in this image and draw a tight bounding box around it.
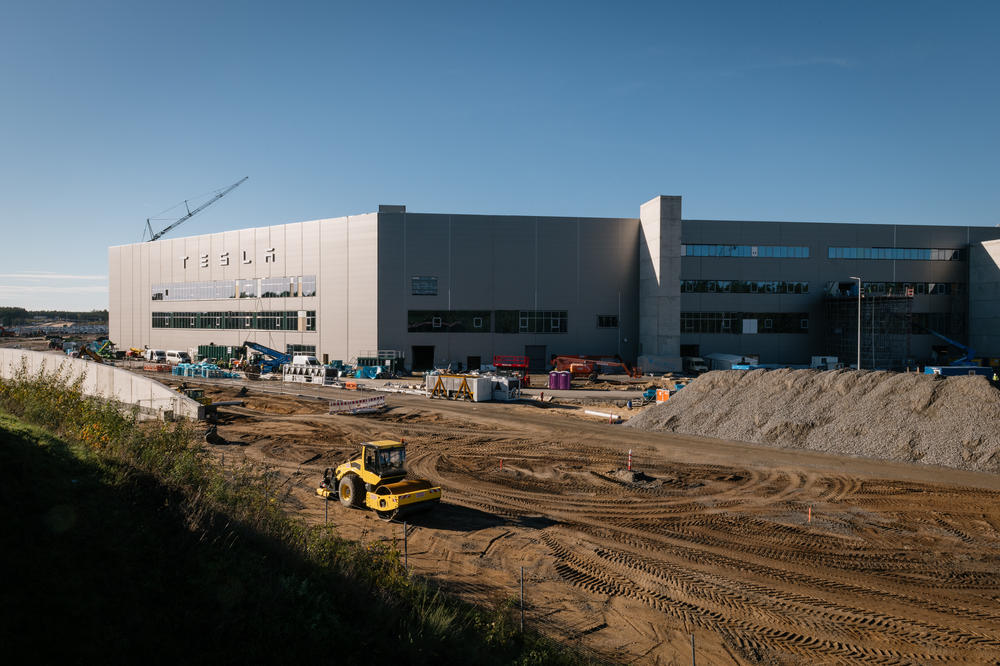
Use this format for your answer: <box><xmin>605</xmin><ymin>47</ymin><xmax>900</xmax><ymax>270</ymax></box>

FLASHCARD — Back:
<box><xmin>824</xmin><ymin>282</ymin><xmax>913</xmax><ymax>369</ymax></box>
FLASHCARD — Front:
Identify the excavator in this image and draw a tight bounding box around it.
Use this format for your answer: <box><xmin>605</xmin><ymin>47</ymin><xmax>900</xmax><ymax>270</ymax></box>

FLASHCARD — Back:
<box><xmin>551</xmin><ymin>355</ymin><xmax>641</xmax><ymax>381</ymax></box>
<box><xmin>316</xmin><ymin>440</ymin><xmax>441</xmax><ymax>521</ymax></box>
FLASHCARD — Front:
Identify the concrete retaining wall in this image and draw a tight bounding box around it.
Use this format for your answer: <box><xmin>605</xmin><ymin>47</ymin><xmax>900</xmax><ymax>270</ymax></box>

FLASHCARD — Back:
<box><xmin>0</xmin><ymin>349</ymin><xmax>204</xmax><ymax>420</ymax></box>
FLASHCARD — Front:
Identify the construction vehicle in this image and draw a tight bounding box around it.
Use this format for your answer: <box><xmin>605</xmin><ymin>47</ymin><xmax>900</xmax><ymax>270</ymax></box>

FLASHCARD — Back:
<box><xmin>78</xmin><ymin>345</ymin><xmax>104</xmax><ymax>363</ymax></box>
<box><xmin>241</xmin><ymin>341</ymin><xmax>292</xmax><ymax>376</ymax></box>
<box><xmin>181</xmin><ymin>388</ymin><xmax>213</xmax><ymax>406</ymax></box>
<box><xmin>316</xmin><ymin>440</ymin><xmax>442</xmax><ymax>522</ymax></box>
<box><xmin>493</xmin><ymin>355</ymin><xmax>531</xmax><ymax>387</ymax></box>
<box><xmin>919</xmin><ymin>326</ymin><xmax>979</xmax><ymax>366</ymax></box>
<box><xmin>551</xmin><ymin>355</ymin><xmax>641</xmax><ymax>381</ymax></box>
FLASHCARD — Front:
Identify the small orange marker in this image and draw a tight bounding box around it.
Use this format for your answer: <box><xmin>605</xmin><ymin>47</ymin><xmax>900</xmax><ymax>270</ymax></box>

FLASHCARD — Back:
<box><xmin>500</xmin><ymin>458</ymin><xmax>503</xmax><ymax>471</ymax></box>
<box><xmin>808</xmin><ymin>506</ymin><xmax>812</xmax><ymax>523</ymax></box>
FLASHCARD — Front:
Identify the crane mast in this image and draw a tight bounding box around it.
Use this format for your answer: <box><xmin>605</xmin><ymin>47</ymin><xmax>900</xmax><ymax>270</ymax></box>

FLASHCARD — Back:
<box><xmin>145</xmin><ymin>176</ymin><xmax>248</xmax><ymax>242</ymax></box>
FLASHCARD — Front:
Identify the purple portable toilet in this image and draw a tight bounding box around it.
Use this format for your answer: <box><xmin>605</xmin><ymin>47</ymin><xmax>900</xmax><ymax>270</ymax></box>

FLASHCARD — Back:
<box><xmin>548</xmin><ymin>371</ymin><xmax>560</xmax><ymax>388</ymax></box>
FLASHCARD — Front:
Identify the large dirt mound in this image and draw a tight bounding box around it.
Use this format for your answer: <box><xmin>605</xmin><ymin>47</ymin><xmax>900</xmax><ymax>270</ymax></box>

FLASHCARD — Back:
<box><xmin>626</xmin><ymin>368</ymin><xmax>1000</xmax><ymax>473</ymax></box>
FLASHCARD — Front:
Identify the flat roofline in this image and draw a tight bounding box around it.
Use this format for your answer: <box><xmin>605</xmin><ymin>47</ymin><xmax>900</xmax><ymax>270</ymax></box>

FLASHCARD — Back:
<box><xmin>684</xmin><ymin>218</ymin><xmax>1000</xmax><ymax>231</ymax></box>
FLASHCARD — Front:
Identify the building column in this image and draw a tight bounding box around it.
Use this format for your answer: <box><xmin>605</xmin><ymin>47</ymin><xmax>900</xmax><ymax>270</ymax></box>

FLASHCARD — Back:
<box><xmin>638</xmin><ymin>195</ymin><xmax>682</xmax><ymax>372</ymax></box>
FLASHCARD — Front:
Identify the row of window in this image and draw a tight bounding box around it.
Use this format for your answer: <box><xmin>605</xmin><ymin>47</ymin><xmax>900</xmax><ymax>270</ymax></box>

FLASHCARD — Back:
<box><xmin>681</xmin><ymin>312</ymin><xmax>810</xmax><ymax>334</ymax></box>
<box><xmin>151</xmin><ymin>276</ymin><xmax>317</xmax><ymax>301</ymax></box>
<box><xmin>682</xmin><ymin>245</ymin><xmax>810</xmax><ymax>258</ymax></box>
<box><xmin>682</xmin><ymin>280</ymin><xmax>809</xmax><ymax>294</ymax></box>
<box><xmin>864</xmin><ymin>281</ymin><xmax>964</xmax><ymax>296</ymax></box>
<box><xmin>682</xmin><ymin>245</ymin><xmax>966</xmax><ymax>262</ymax></box>
<box><xmin>407</xmin><ymin>310</ymin><xmax>572</xmax><ymax>334</ymax></box>
<box><xmin>151</xmin><ymin>311</ymin><xmax>316</xmax><ymax>331</ymax></box>
<box><xmin>828</xmin><ymin>247</ymin><xmax>964</xmax><ymax>261</ymax></box>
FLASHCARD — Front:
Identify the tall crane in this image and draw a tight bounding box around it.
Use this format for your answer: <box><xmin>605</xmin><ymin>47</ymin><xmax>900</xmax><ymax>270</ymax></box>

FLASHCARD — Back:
<box><xmin>144</xmin><ymin>176</ymin><xmax>248</xmax><ymax>242</ymax></box>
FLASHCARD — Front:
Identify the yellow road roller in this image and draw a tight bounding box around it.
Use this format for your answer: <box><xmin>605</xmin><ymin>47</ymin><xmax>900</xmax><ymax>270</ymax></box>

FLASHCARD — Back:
<box><xmin>316</xmin><ymin>440</ymin><xmax>441</xmax><ymax>521</ymax></box>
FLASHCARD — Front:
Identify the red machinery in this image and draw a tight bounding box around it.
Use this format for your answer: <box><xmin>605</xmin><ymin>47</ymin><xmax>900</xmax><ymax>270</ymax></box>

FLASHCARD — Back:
<box><xmin>551</xmin><ymin>356</ymin><xmax>641</xmax><ymax>381</ymax></box>
<box><xmin>493</xmin><ymin>355</ymin><xmax>530</xmax><ymax>387</ymax></box>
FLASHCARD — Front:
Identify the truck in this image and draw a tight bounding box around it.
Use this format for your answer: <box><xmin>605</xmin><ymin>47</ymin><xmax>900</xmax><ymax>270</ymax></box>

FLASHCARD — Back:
<box><xmin>145</xmin><ymin>349</ymin><xmax>166</xmax><ymax>363</ymax></box>
<box><xmin>165</xmin><ymin>350</ymin><xmax>191</xmax><ymax>365</ymax></box>
<box><xmin>682</xmin><ymin>356</ymin><xmax>709</xmax><ymax>374</ymax></box>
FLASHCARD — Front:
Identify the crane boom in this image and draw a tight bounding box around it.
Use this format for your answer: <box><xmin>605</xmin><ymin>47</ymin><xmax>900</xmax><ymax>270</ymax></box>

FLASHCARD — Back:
<box><xmin>146</xmin><ymin>176</ymin><xmax>248</xmax><ymax>242</ymax></box>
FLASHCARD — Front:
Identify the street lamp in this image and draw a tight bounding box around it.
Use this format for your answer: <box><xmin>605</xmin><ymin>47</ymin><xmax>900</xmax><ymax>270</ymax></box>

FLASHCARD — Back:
<box><xmin>850</xmin><ymin>276</ymin><xmax>862</xmax><ymax>370</ymax></box>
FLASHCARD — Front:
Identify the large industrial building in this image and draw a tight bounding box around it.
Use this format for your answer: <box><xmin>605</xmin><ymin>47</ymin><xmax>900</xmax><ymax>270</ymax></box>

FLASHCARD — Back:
<box><xmin>109</xmin><ymin>195</ymin><xmax>1000</xmax><ymax>372</ymax></box>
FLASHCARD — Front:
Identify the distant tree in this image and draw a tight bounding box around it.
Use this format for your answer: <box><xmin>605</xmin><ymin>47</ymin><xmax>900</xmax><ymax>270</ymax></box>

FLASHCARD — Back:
<box><xmin>0</xmin><ymin>308</ymin><xmax>107</xmax><ymax>325</ymax></box>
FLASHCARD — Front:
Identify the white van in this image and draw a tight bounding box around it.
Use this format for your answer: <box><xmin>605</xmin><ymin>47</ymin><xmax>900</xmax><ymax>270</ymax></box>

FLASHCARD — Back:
<box><xmin>145</xmin><ymin>349</ymin><xmax>166</xmax><ymax>363</ymax></box>
<box><xmin>165</xmin><ymin>350</ymin><xmax>192</xmax><ymax>365</ymax></box>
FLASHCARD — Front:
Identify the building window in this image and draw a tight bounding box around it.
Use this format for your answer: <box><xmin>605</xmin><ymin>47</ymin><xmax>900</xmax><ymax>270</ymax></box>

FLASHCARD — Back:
<box><xmin>150</xmin><ymin>311</ymin><xmax>315</xmax><ymax>331</ymax></box>
<box><xmin>152</xmin><ymin>276</ymin><xmax>315</xmax><ymax>301</ymax></box>
<box><xmin>597</xmin><ymin>315</ymin><xmax>619</xmax><ymax>328</ymax></box>
<box><xmin>286</xmin><ymin>344</ymin><xmax>316</xmax><ymax>355</ymax></box>
<box><xmin>827</xmin><ymin>247</ymin><xmax>964</xmax><ymax>261</ymax></box>
<box><xmin>681</xmin><ymin>280</ymin><xmax>809</xmax><ymax>294</ymax></box>
<box><xmin>411</xmin><ymin>276</ymin><xmax>438</xmax><ymax>295</ymax></box>
<box><xmin>680</xmin><ymin>312</ymin><xmax>809</xmax><ymax>334</ymax></box>
<box><xmin>407</xmin><ymin>311</ymin><xmax>492</xmax><ymax>333</ymax></box>
<box><xmin>517</xmin><ymin>310</ymin><xmax>567</xmax><ymax>334</ymax></box>
<box><xmin>682</xmin><ymin>244</ymin><xmax>809</xmax><ymax>258</ymax></box>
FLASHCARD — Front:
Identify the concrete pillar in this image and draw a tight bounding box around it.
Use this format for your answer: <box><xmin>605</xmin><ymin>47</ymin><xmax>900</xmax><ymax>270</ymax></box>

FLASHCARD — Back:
<box><xmin>638</xmin><ymin>195</ymin><xmax>682</xmax><ymax>372</ymax></box>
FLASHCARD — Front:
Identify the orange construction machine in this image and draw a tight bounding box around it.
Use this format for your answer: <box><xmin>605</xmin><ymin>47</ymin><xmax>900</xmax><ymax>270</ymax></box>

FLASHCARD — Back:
<box><xmin>551</xmin><ymin>356</ymin><xmax>641</xmax><ymax>381</ymax></box>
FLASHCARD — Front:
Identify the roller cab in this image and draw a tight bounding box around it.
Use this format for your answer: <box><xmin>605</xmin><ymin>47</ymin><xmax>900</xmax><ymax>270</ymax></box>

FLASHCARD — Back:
<box><xmin>316</xmin><ymin>440</ymin><xmax>441</xmax><ymax>521</ymax></box>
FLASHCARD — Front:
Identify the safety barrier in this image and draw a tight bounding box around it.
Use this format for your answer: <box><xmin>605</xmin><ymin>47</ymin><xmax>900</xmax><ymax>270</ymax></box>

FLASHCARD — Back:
<box><xmin>329</xmin><ymin>395</ymin><xmax>386</xmax><ymax>414</ymax></box>
<box><xmin>0</xmin><ymin>349</ymin><xmax>204</xmax><ymax>421</ymax></box>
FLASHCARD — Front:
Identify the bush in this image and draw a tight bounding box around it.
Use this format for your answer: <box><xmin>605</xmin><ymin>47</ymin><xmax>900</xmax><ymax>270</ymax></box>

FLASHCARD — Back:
<box><xmin>0</xmin><ymin>366</ymin><xmax>594</xmax><ymax>664</ymax></box>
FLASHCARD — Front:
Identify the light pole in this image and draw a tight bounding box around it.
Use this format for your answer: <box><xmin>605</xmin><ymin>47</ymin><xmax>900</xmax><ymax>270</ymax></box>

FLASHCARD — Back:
<box><xmin>850</xmin><ymin>276</ymin><xmax>862</xmax><ymax>370</ymax></box>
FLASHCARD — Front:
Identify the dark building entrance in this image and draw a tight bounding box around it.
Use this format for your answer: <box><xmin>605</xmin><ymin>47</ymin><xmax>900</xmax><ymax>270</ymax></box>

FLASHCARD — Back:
<box><xmin>411</xmin><ymin>345</ymin><xmax>434</xmax><ymax>371</ymax></box>
<box><xmin>524</xmin><ymin>345</ymin><xmax>547</xmax><ymax>372</ymax></box>
<box><xmin>466</xmin><ymin>355</ymin><xmax>481</xmax><ymax>371</ymax></box>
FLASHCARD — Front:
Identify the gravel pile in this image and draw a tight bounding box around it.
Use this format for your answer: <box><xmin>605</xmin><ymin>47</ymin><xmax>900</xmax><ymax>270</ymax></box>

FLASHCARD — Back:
<box><xmin>625</xmin><ymin>369</ymin><xmax>1000</xmax><ymax>473</ymax></box>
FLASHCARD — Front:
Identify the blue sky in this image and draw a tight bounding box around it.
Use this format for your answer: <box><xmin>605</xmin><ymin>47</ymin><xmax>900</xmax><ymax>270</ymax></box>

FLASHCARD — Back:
<box><xmin>1</xmin><ymin>1</ymin><xmax>998</xmax><ymax>310</ymax></box>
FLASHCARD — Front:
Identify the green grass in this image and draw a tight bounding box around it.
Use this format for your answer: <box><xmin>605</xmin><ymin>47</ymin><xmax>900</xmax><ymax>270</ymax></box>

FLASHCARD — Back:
<box><xmin>0</xmin><ymin>367</ymin><xmax>593</xmax><ymax>665</ymax></box>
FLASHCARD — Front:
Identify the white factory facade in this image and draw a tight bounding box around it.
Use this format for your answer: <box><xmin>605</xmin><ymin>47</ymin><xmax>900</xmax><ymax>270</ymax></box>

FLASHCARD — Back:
<box><xmin>109</xmin><ymin>195</ymin><xmax>1000</xmax><ymax>371</ymax></box>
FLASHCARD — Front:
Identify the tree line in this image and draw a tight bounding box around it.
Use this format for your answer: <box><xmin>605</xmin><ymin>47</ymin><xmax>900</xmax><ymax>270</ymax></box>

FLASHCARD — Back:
<box><xmin>0</xmin><ymin>307</ymin><xmax>108</xmax><ymax>326</ymax></box>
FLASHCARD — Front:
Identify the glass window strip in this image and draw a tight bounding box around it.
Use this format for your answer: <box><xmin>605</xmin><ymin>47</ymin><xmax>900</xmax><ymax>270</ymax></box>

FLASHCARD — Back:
<box><xmin>151</xmin><ymin>276</ymin><xmax>317</xmax><ymax>301</ymax></box>
<box><xmin>827</xmin><ymin>247</ymin><xmax>964</xmax><ymax>261</ymax></box>
<box><xmin>682</xmin><ymin>244</ymin><xmax>809</xmax><ymax>258</ymax></box>
<box><xmin>681</xmin><ymin>280</ymin><xmax>809</xmax><ymax>294</ymax></box>
<box><xmin>680</xmin><ymin>312</ymin><xmax>809</xmax><ymax>334</ymax></box>
<box><xmin>150</xmin><ymin>311</ymin><xmax>315</xmax><ymax>331</ymax></box>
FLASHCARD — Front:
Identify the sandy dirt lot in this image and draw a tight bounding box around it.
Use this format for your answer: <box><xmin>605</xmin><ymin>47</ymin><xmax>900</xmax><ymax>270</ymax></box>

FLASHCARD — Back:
<box><xmin>166</xmin><ymin>378</ymin><xmax>1000</xmax><ymax>664</ymax></box>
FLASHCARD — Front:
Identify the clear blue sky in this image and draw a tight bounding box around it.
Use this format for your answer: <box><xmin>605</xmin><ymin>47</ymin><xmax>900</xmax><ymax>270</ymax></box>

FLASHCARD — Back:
<box><xmin>1</xmin><ymin>1</ymin><xmax>998</xmax><ymax>310</ymax></box>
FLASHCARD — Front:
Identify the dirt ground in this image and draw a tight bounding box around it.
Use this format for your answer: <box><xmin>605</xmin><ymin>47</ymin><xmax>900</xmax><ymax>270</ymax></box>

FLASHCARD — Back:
<box><xmin>176</xmin><ymin>379</ymin><xmax>1000</xmax><ymax>663</ymax></box>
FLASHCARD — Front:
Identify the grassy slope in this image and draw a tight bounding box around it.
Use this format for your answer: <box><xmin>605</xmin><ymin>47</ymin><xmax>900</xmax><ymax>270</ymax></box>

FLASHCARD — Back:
<box><xmin>0</xmin><ymin>412</ymin><xmax>575</xmax><ymax>664</ymax></box>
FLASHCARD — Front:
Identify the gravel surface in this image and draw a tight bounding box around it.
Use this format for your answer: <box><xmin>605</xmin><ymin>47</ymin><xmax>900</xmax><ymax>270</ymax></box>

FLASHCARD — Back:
<box><xmin>625</xmin><ymin>368</ymin><xmax>1000</xmax><ymax>473</ymax></box>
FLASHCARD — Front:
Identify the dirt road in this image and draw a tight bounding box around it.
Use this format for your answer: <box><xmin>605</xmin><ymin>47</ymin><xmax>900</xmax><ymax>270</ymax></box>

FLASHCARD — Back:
<box><xmin>183</xmin><ymin>380</ymin><xmax>1000</xmax><ymax>665</ymax></box>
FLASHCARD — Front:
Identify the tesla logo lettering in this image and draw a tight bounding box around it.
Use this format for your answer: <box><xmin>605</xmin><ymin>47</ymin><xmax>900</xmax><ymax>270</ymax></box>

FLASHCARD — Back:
<box><xmin>177</xmin><ymin>249</ymin><xmax>278</xmax><ymax>268</ymax></box>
